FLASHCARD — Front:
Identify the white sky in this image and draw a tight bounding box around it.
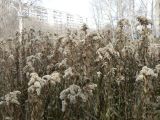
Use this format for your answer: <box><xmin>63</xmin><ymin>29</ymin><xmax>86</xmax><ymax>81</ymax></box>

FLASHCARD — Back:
<box><xmin>41</xmin><ymin>0</ymin><xmax>92</xmax><ymax>18</ymax></box>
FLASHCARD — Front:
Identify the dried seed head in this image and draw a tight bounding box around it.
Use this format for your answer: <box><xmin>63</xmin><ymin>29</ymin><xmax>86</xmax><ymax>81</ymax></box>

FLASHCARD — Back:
<box><xmin>137</xmin><ymin>16</ymin><xmax>152</xmax><ymax>26</ymax></box>
<box><xmin>155</xmin><ymin>64</ymin><xmax>160</xmax><ymax>73</ymax></box>
<box><xmin>50</xmin><ymin>71</ymin><xmax>61</xmax><ymax>83</ymax></box>
<box><xmin>63</xmin><ymin>67</ymin><xmax>74</xmax><ymax>78</ymax></box>
<box><xmin>28</xmin><ymin>73</ymin><xmax>45</xmax><ymax>96</ymax></box>
<box><xmin>81</xmin><ymin>24</ymin><xmax>88</xmax><ymax>32</ymax></box>
<box><xmin>0</xmin><ymin>91</ymin><xmax>21</xmax><ymax>106</ymax></box>
<box><xmin>59</xmin><ymin>82</ymin><xmax>97</xmax><ymax>111</ymax></box>
<box><xmin>136</xmin><ymin>66</ymin><xmax>157</xmax><ymax>81</ymax></box>
<box><xmin>117</xmin><ymin>19</ymin><xmax>129</xmax><ymax>28</ymax></box>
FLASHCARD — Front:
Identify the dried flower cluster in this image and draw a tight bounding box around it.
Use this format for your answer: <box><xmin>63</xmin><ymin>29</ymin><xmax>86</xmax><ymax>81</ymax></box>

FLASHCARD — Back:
<box><xmin>96</xmin><ymin>43</ymin><xmax>119</xmax><ymax>61</ymax></box>
<box><xmin>0</xmin><ymin>91</ymin><xmax>21</xmax><ymax>106</ymax></box>
<box><xmin>137</xmin><ymin>16</ymin><xmax>152</xmax><ymax>26</ymax></box>
<box><xmin>28</xmin><ymin>71</ymin><xmax>61</xmax><ymax>96</ymax></box>
<box><xmin>136</xmin><ymin>66</ymin><xmax>157</xmax><ymax>81</ymax></box>
<box><xmin>155</xmin><ymin>64</ymin><xmax>160</xmax><ymax>73</ymax></box>
<box><xmin>28</xmin><ymin>73</ymin><xmax>46</xmax><ymax>95</ymax></box>
<box><xmin>60</xmin><ymin>83</ymin><xmax>97</xmax><ymax>112</ymax></box>
<box><xmin>43</xmin><ymin>71</ymin><xmax>61</xmax><ymax>84</ymax></box>
<box><xmin>63</xmin><ymin>67</ymin><xmax>74</xmax><ymax>78</ymax></box>
<box><xmin>117</xmin><ymin>18</ymin><xmax>129</xmax><ymax>28</ymax></box>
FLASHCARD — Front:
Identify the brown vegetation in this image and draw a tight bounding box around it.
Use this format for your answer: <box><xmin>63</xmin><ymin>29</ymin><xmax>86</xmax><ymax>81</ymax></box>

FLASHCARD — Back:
<box><xmin>0</xmin><ymin>17</ymin><xmax>160</xmax><ymax>120</ymax></box>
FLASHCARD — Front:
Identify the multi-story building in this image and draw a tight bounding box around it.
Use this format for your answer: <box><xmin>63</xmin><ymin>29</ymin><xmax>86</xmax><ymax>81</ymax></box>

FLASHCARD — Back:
<box><xmin>22</xmin><ymin>5</ymin><xmax>87</xmax><ymax>32</ymax></box>
<box><xmin>23</xmin><ymin>5</ymin><xmax>48</xmax><ymax>22</ymax></box>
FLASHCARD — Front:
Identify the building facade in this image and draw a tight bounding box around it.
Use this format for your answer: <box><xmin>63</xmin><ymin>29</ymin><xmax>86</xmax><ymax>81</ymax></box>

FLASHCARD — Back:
<box><xmin>22</xmin><ymin>5</ymin><xmax>87</xmax><ymax>32</ymax></box>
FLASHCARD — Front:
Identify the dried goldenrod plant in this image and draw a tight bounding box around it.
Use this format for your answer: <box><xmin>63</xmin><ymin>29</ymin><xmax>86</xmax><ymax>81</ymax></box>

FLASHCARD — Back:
<box><xmin>0</xmin><ymin>17</ymin><xmax>159</xmax><ymax>120</ymax></box>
